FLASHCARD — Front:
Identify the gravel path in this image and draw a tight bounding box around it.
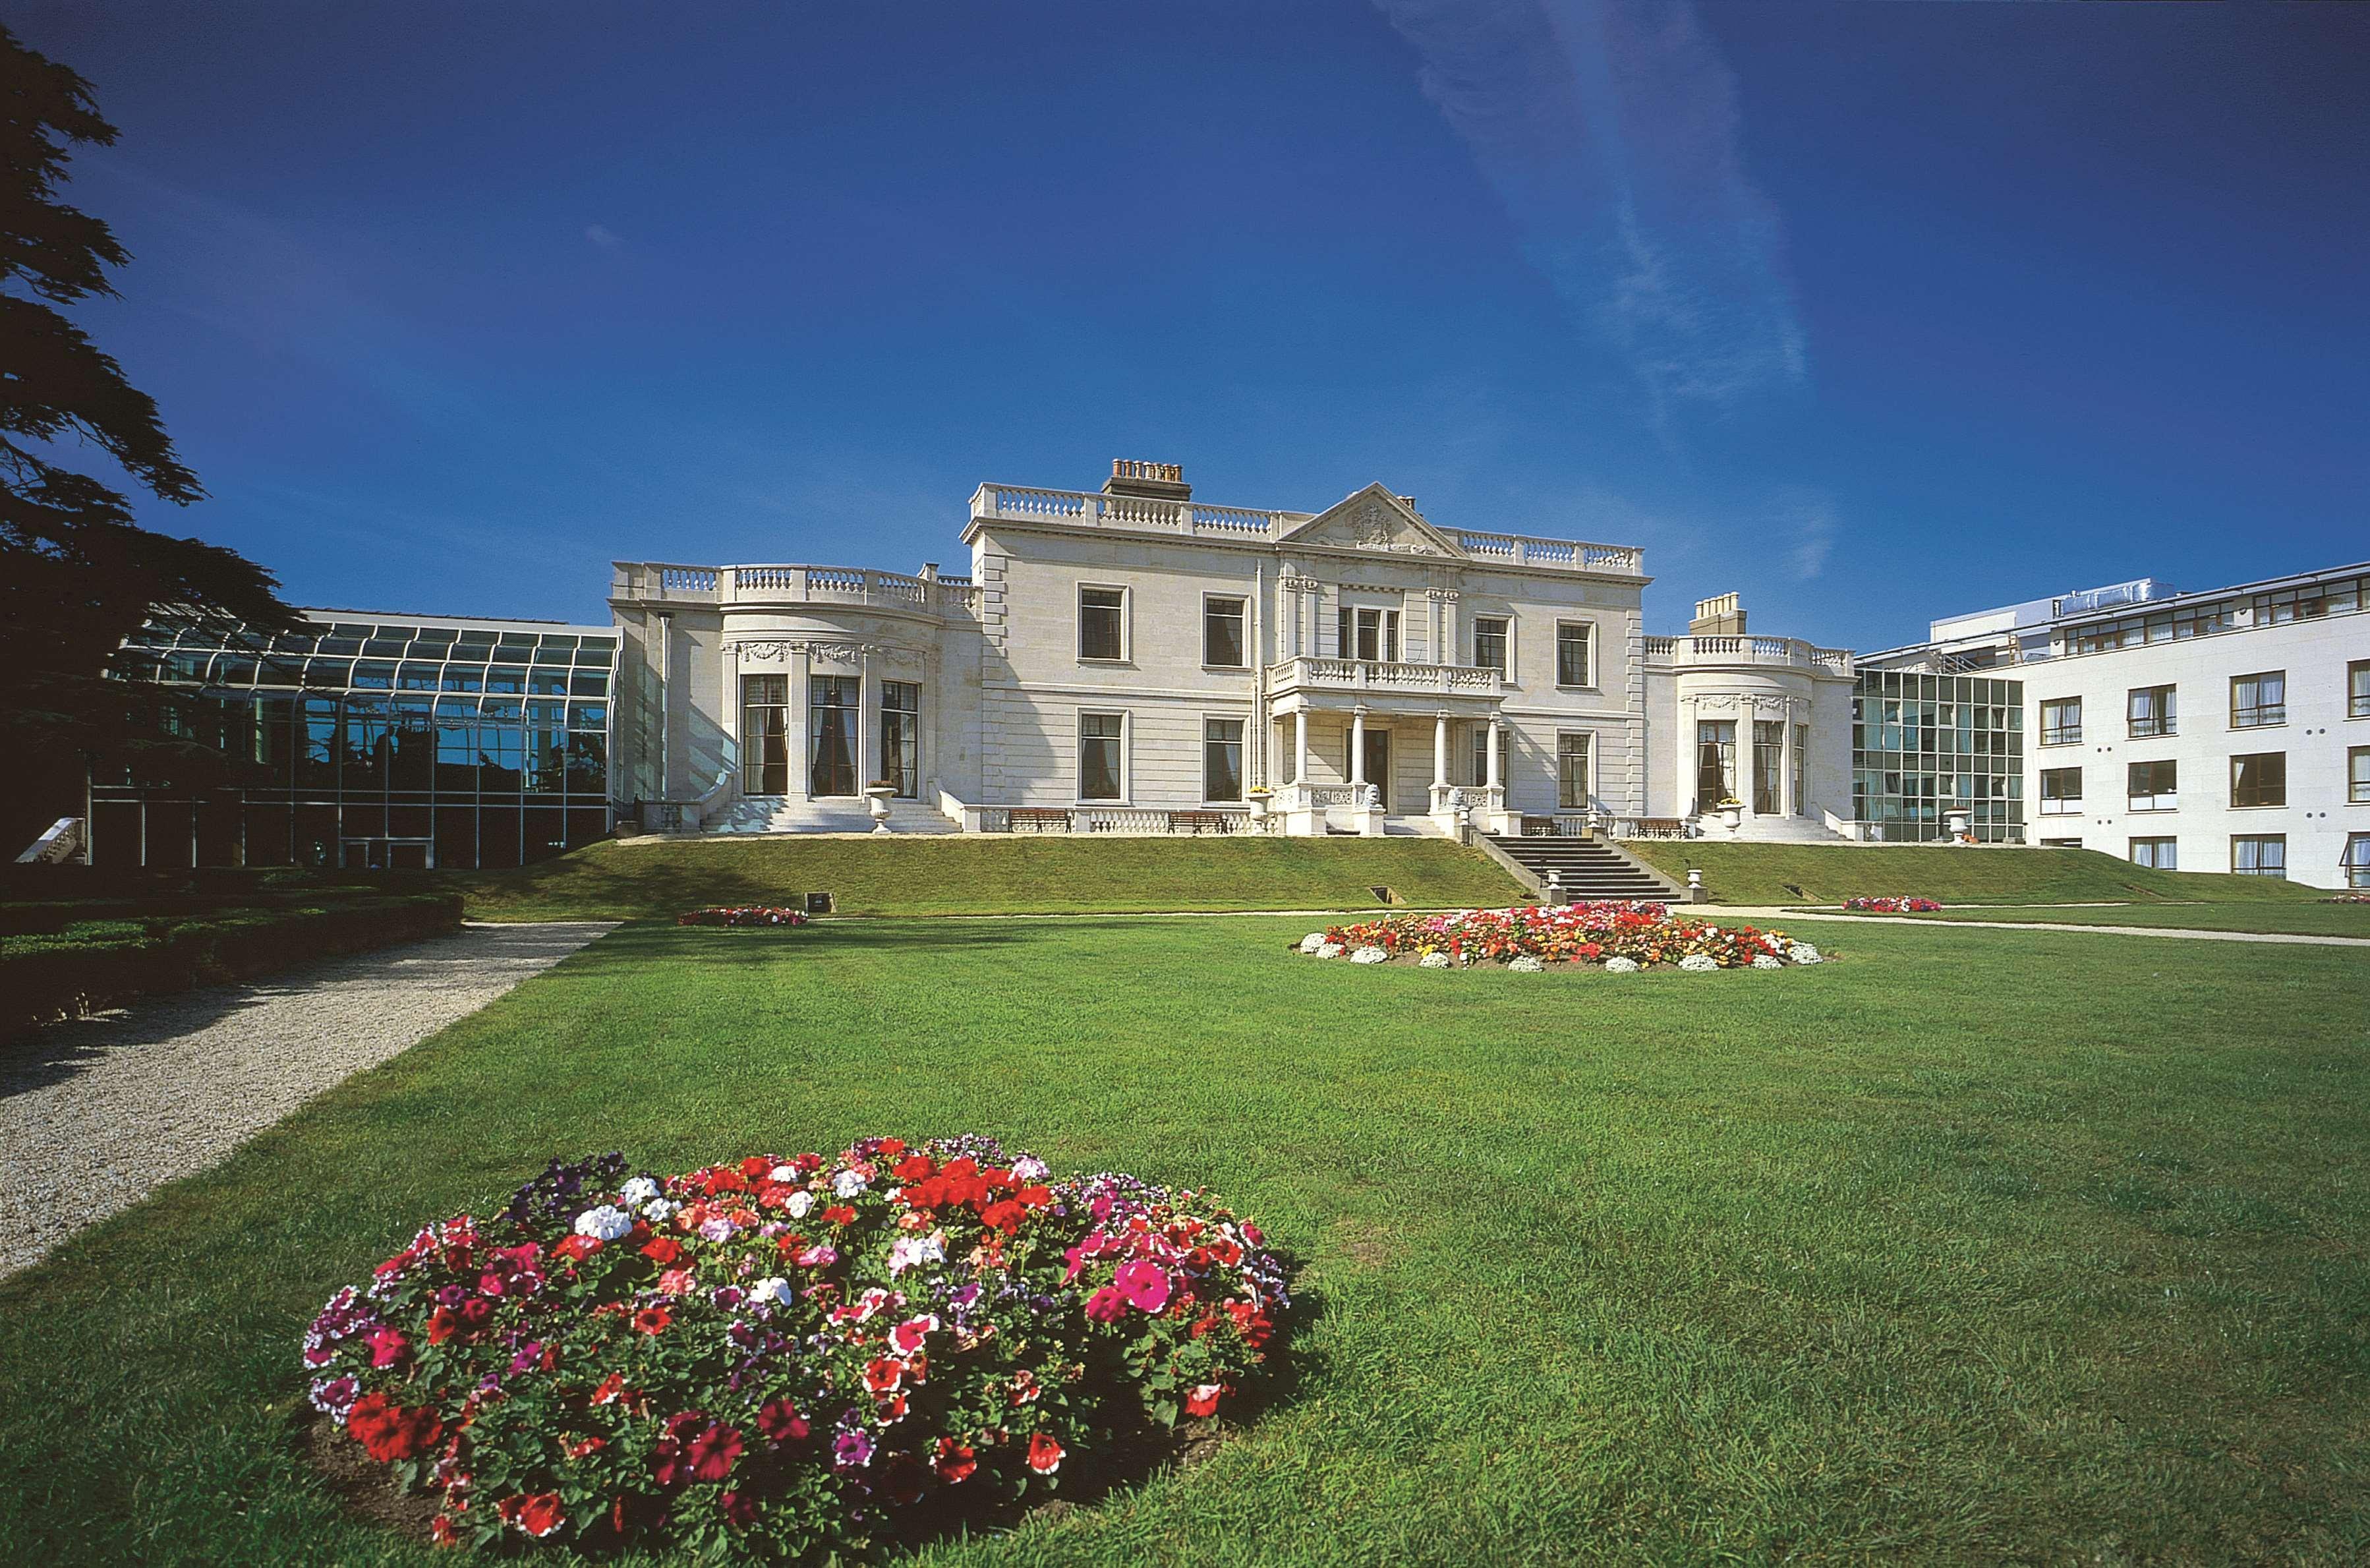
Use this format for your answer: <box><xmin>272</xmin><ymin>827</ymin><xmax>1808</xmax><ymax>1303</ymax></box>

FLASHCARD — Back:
<box><xmin>0</xmin><ymin>921</ymin><xmax>614</xmax><ymax>1281</ymax></box>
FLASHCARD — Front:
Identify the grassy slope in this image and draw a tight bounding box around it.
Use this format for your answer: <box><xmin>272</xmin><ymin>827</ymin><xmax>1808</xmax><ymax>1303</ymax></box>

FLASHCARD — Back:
<box><xmin>1627</xmin><ymin>841</ymin><xmax>2321</xmax><ymax>907</ymax></box>
<box><xmin>4</xmin><ymin>917</ymin><xmax>2366</xmax><ymax>1565</ymax></box>
<box><xmin>431</xmin><ymin>835</ymin><xmax>1526</xmax><ymax>920</ymax></box>
<box><xmin>1839</xmin><ymin>900</ymin><xmax>2370</xmax><ymax>937</ymax></box>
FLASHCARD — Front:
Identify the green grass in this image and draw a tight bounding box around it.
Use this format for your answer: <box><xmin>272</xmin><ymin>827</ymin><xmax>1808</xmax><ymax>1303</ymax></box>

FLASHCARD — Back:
<box><xmin>426</xmin><ymin>835</ymin><xmax>1527</xmax><ymax>920</ymax></box>
<box><xmin>1627</xmin><ymin>841</ymin><xmax>2323</xmax><ymax>908</ymax></box>
<box><xmin>1825</xmin><ymin>900</ymin><xmax>2370</xmax><ymax>938</ymax></box>
<box><xmin>5</xmin><ymin>915</ymin><xmax>2367</xmax><ymax>1563</ymax></box>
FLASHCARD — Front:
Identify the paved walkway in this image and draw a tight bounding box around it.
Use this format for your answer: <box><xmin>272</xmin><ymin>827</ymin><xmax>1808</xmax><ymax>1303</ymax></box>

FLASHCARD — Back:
<box><xmin>1711</xmin><ymin>907</ymin><xmax>2370</xmax><ymax>948</ymax></box>
<box><xmin>0</xmin><ymin>921</ymin><xmax>614</xmax><ymax>1281</ymax></box>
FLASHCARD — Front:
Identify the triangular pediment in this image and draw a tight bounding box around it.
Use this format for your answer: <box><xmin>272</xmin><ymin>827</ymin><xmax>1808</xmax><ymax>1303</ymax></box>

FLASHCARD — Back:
<box><xmin>1278</xmin><ymin>484</ymin><xmax>1463</xmax><ymax>559</ymax></box>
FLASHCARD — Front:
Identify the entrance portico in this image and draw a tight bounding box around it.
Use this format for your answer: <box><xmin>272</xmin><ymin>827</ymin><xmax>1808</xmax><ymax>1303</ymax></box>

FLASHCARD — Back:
<box><xmin>1269</xmin><ymin>662</ymin><xmax>1511</xmax><ymax>834</ymax></box>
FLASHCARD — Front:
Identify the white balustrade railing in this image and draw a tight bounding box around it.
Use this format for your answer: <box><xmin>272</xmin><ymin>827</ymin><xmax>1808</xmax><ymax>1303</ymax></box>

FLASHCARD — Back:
<box><xmin>1267</xmin><ymin>657</ymin><xmax>1504</xmax><ymax>698</ymax></box>
<box><xmin>1453</xmin><ymin>530</ymin><xmax>1645</xmax><ymax>574</ymax></box>
<box><xmin>1640</xmin><ymin>635</ymin><xmax>1855</xmax><ymax>676</ymax></box>
<box><xmin>612</xmin><ymin>564</ymin><xmax>978</xmax><ymax>618</ymax></box>
<box><xmin>971</xmin><ymin>484</ymin><xmax>1304</xmax><ymax>538</ymax></box>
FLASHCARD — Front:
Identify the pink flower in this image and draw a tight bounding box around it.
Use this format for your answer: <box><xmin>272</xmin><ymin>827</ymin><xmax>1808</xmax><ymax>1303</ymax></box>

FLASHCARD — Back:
<box><xmin>1084</xmin><ymin>1286</ymin><xmax>1128</xmax><ymax>1323</ymax></box>
<box><xmin>364</xmin><ymin>1325</ymin><xmax>410</xmax><ymax>1368</ymax></box>
<box><xmin>1114</xmin><ymin>1258</ymin><xmax>1172</xmax><ymax>1313</ymax></box>
<box><xmin>658</xmin><ymin>1268</ymin><xmax>696</xmax><ymax>1296</ymax></box>
<box><xmin>886</xmin><ymin>1314</ymin><xmax>940</xmax><ymax>1356</ymax></box>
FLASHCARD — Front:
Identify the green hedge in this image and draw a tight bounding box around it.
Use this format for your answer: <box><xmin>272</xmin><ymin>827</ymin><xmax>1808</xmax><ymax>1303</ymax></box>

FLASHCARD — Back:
<box><xmin>1</xmin><ymin>893</ymin><xmax>463</xmax><ymax>1039</ymax></box>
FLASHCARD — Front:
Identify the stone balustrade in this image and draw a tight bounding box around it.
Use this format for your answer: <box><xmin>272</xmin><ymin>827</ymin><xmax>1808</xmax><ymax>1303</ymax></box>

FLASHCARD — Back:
<box><xmin>611</xmin><ymin>563</ymin><xmax>981</xmax><ymax>619</ymax></box>
<box><xmin>1267</xmin><ymin>656</ymin><xmax>1505</xmax><ymax>701</ymax></box>
<box><xmin>1643</xmin><ymin>635</ymin><xmax>1854</xmax><ymax>675</ymax></box>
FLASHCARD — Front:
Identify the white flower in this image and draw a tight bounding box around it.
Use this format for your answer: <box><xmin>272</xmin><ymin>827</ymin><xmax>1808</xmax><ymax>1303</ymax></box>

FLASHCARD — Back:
<box><xmin>1417</xmin><ymin>950</ymin><xmax>1453</xmax><ymax>969</ymax></box>
<box><xmin>785</xmin><ymin>1190</ymin><xmax>815</xmax><ymax>1219</ymax></box>
<box><xmin>1315</xmin><ymin>942</ymin><xmax>1344</xmax><ymax>959</ymax></box>
<box><xmin>769</xmin><ymin>1164</ymin><xmax>799</xmax><ymax>1183</ymax></box>
<box><xmin>1678</xmin><ymin>953</ymin><xmax>1718</xmax><ymax>972</ymax></box>
<box><xmin>1011</xmin><ymin>1155</ymin><xmax>1049</xmax><ymax>1182</ymax></box>
<box><xmin>619</xmin><ymin>1176</ymin><xmax>660</xmax><ymax>1205</ymax></box>
<box><xmin>639</xmin><ymin>1198</ymin><xmax>677</xmax><ymax>1223</ymax></box>
<box><xmin>1752</xmin><ymin>954</ymin><xmax>1783</xmax><ymax>970</ymax></box>
<box><xmin>888</xmin><ymin>1233</ymin><xmax>946</xmax><ymax>1276</ymax></box>
<box><xmin>832</xmin><ymin>1169</ymin><xmax>868</xmax><ymax>1199</ymax></box>
<box><xmin>1602</xmin><ymin>956</ymin><xmax>1640</xmax><ymax>974</ymax></box>
<box><xmin>1789</xmin><ymin>943</ymin><xmax>1823</xmax><ymax>965</ymax></box>
<box><xmin>573</xmin><ymin>1204</ymin><xmax>633</xmax><ymax>1242</ymax></box>
<box><xmin>748</xmin><ymin>1276</ymin><xmax>794</xmax><ymax>1305</ymax></box>
<box><xmin>1349</xmin><ymin>946</ymin><xmax>1389</xmax><ymax>965</ymax></box>
<box><xmin>1298</xmin><ymin>933</ymin><xmax>1329</xmax><ymax>954</ymax></box>
<box><xmin>1507</xmin><ymin>954</ymin><xmax>1545</xmax><ymax>973</ymax></box>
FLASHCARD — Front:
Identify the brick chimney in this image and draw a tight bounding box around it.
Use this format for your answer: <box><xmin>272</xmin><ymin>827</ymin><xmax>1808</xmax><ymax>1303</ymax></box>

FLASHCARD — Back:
<box><xmin>1689</xmin><ymin>592</ymin><xmax>1747</xmax><ymax>635</ymax></box>
<box><xmin>1103</xmin><ymin>459</ymin><xmax>1190</xmax><ymax>502</ymax></box>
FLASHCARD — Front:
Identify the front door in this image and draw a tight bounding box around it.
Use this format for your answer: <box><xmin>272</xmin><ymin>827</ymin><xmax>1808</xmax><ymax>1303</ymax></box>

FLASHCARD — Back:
<box><xmin>1362</xmin><ymin>728</ymin><xmax>1393</xmax><ymax>811</ymax></box>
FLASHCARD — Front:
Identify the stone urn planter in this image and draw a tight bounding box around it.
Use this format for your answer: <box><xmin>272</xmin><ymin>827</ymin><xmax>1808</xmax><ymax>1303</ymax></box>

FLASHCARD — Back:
<box><xmin>864</xmin><ymin>782</ymin><xmax>896</xmax><ymax>833</ymax></box>
<box><xmin>1943</xmin><ymin>807</ymin><xmax>1972</xmax><ymax>840</ymax></box>
<box><xmin>1717</xmin><ymin>799</ymin><xmax>1743</xmax><ymax>831</ymax></box>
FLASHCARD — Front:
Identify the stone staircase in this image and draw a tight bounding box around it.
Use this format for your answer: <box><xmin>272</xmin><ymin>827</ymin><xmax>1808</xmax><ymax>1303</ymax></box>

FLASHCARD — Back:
<box><xmin>1484</xmin><ymin>834</ymin><xmax>1681</xmax><ymax>903</ymax></box>
<box><xmin>706</xmin><ymin>797</ymin><xmax>959</xmax><ymax>835</ymax></box>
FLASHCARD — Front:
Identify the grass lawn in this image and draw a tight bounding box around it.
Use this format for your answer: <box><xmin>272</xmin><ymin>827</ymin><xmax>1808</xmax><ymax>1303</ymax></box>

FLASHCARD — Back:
<box><xmin>5</xmin><ymin>915</ymin><xmax>2367</xmax><ymax>1563</ymax></box>
<box><xmin>1627</xmin><ymin>840</ymin><xmax>2325</xmax><ymax>908</ymax></box>
<box><xmin>1824</xmin><ymin>900</ymin><xmax>2370</xmax><ymax>939</ymax></box>
<box><xmin>426</xmin><ymin>835</ymin><xmax>1527</xmax><ymax>920</ymax></box>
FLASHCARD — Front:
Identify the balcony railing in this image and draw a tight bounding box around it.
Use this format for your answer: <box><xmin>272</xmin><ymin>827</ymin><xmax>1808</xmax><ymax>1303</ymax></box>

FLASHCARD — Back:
<box><xmin>1643</xmin><ymin>635</ymin><xmax>1854</xmax><ymax>675</ymax></box>
<box><xmin>1267</xmin><ymin>656</ymin><xmax>1505</xmax><ymax>700</ymax></box>
<box><xmin>610</xmin><ymin>564</ymin><xmax>981</xmax><ymax>618</ymax></box>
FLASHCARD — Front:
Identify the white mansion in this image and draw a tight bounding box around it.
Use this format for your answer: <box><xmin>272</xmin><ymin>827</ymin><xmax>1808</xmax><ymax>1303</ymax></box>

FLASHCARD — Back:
<box><xmin>610</xmin><ymin>461</ymin><xmax>1858</xmax><ymax>842</ymax></box>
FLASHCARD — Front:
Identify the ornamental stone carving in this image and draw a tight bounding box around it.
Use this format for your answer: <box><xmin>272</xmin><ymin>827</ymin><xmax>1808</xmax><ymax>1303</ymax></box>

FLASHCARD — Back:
<box><xmin>730</xmin><ymin>639</ymin><xmax>924</xmax><ymax>668</ymax></box>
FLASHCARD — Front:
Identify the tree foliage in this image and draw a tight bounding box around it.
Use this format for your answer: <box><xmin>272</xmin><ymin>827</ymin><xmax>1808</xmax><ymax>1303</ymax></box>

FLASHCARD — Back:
<box><xmin>1</xmin><ymin>24</ymin><xmax>299</xmax><ymax>845</ymax></box>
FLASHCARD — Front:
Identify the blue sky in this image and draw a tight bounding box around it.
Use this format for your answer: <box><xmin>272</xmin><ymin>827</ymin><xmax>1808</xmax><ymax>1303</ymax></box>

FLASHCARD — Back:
<box><xmin>16</xmin><ymin>1</ymin><xmax>2367</xmax><ymax>647</ymax></box>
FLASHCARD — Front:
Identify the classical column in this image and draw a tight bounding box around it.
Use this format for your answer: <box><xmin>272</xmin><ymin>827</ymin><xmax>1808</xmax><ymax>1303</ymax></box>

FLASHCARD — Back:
<box><xmin>856</xmin><ymin>655</ymin><xmax>880</xmax><ymax>792</ymax></box>
<box><xmin>792</xmin><ymin>645</ymin><xmax>813</xmax><ymax>800</ymax></box>
<box><xmin>1432</xmin><ymin>711</ymin><xmax>1449</xmax><ymax>789</ymax></box>
<box><xmin>1486</xmin><ymin>714</ymin><xmax>1502</xmax><ymax>791</ymax></box>
<box><xmin>1350</xmin><ymin>707</ymin><xmax>1367</xmax><ymax>786</ymax></box>
<box><xmin>1293</xmin><ymin>708</ymin><xmax>1308</xmax><ymax>784</ymax></box>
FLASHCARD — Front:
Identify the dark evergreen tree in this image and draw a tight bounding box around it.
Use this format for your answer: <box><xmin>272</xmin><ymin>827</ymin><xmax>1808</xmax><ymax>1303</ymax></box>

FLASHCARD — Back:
<box><xmin>1</xmin><ymin>24</ymin><xmax>299</xmax><ymax>852</ymax></box>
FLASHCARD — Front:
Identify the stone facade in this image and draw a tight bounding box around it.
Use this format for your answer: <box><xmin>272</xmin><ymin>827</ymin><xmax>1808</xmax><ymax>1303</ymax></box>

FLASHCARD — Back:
<box><xmin>609</xmin><ymin>462</ymin><xmax>1856</xmax><ymax>838</ymax></box>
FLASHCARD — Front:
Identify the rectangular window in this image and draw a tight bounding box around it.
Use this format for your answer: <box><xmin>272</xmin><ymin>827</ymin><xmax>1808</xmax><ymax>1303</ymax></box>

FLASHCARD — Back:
<box><xmin>740</xmin><ymin>674</ymin><xmax>790</xmax><ymax>796</ymax></box>
<box><xmin>1079</xmin><ymin>712</ymin><xmax>1124</xmax><ymax>801</ymax></box>
<box><xmin>1473</xmin><ymin>616</ymin><xmax>1509</xmax><ymax>675</ymax></box>
<box><xmin>2038</xmin><ymin>767</ymin><xmax>2083</xmax><ymax>815</ymax></box>
<box><xmin>2039</xmin><ymin>838</ymin><xmax>2083</xmax><ymax>849</ymax></box>
<box><xmin>2352</xmin><ymin>659</ymin><xmax>2370</xmax><ymax>720</ymax></box>
<box><xmin>1556</xmin><ymin>732</ymin><xmax>1591</xmax><ymax>809</ymax></box>
<box><xmin>2346</xmin><ymin>833</ymin><xmax>2370</xmax><ymax>889</ymax></box>
<box><xmin>1335</xmin><ymin>606</ymin><xmax>1400</xmax><ymax>662</ymax></box>
<box><xmin>1694</xmin><ymin>720</ymin><xmax>1737</xmax><ymax>815</ymax></box>
<box><xmin>1752</xmin><ymin>720</ymin><xmax>1783</xmax><ymax>815</ymax></box>
<box><xmin>2231</xmin><ymin>670</ymin><xmax>2285</xmax><ymax>729</ymax></box>
<box><xmin>2127</xmin><ymin>684</ymin><xmax>2176</xmax><ymax>738</ymax></box>
<box><xmin>879</xmin><ymin>680</ymin><xmax>919</xmax><ymax>798</ymax></box>
<box><xmin>1078</xmin><ymin>586</ymin><xmax>1126</xmax><ymax>662</ymax></box>
<box><xmin>2129</xmin><ymin>836</ymin><xmax>2177</xmax><ymax>871</ymax></box>
<box><xmin>2230</xmin><ymin>751</ymin><xmax>2286</xmax><ymax>808</ymax></box>
<box><xmin>2127</xmin><ymin>759</ymin><xmax>2178</xmax><ymax>812</ymax></box>
<box><xmin>2232</xmin><ymin>834</ymin><xmax>2286</xmax><ymax>877</ymax></box>
<box><xmin>1470</xmin><ymin>725</ymin><xmax>1510</xmax><ymax>789</ymax></box>
<box><xmin>1203</xmin><ymin>597</ymin><xmax>1246</xmax><ymax>668</ymax></box>
<box><xmin>2352</xmin><ymin>745</ymin><xmax>2370</xmax><ymax>805</ymax></box>
<box><xmin>1203</xmin><ymin>718</ymin><xmax>1244</xmax><ymax>801</ymax></box>
<box><xmin>2040</xmin><ymin>697</ymin><xmax>2081</xmax><ymax>746</ymax></box>
<box><xmin>1555</xmin><ymin>623</ymin><xmax>1592</xmax><ymax>686</ymax></box>
<box><xmin>809</xmin><ymin>676</ymin><xmax>858</xmax><ymax>797</ymax></box>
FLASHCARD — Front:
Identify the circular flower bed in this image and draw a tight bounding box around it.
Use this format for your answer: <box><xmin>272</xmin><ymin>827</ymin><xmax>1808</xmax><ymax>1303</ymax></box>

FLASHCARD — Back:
<box><xmin>303</xmin><ymin>1140</ymin><xmax>1286</xmax><ymax>1560</ymax></box>
<box><xmin>678</xmin><ymin>908</ymin><xmax>812</xmax><ymax>927</ymax></box>
<box><xmin>1294</xmin><ymin>902</ymin><xmax>1819</xmax><ymax>970</ymax></box>
<box><xmin>1842</xmin><ymin>897</ymin><xmax>1942</xmax><ymax>913</ymax></box>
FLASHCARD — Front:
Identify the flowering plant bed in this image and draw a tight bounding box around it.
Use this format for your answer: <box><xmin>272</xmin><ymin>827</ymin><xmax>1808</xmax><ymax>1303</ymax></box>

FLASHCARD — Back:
<box><xmin>677</xmin><ymin>907</ymin><xmax>812</xmax><ymax>927</ymax></box>
<box><xmin>303</xmin><ymin>1139</ymin><xmax>1286</xmax><ymax>1561</ymax></box>
<box><xmin>2321</xmin><ymin>894</ymin><xmax>2370</xmax><ymax>904</ymax></box>
<box><xmin>1842</xmin><ymin>897</ymin><xmax>1943</xmax><ymax>914</ymax></box>
<box><xmin>1294</xmin><ymin>902</ymin><xmax>1820</xmax><ymax>969</ymax></box>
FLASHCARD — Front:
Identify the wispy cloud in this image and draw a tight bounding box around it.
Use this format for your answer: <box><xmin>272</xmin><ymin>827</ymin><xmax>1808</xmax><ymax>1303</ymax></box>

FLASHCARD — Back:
<box><xmin>1372</xmin><ymin>0</ymin><xmax>1806</xmax><ymax>436</ymax></box>
<box><xmin>585</xmin><ymin>223</ymin><xmax>624</xmax><ymax>250</ymax></box>
<box><xmin>1774</xmin><ymin>487</ymin><xmax>1839</xmax><ymax>580</ymax></box>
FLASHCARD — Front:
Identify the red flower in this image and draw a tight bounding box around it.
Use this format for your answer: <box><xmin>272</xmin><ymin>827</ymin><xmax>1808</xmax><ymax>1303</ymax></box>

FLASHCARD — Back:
<box><xmin>552</xmin><ymin>1234</ymin><xmax>600</xmax><ymax>1263</ymax></box>
<box><xmin>563</xmin><ymin>1433</ymin><xmax>607</xmax><ymax>1460</ymax></box>
<box><xmin>640</xmin><ymin>1236</ymin><xmax>683</xmax><ymax>1265</ymax></box>
<box><xmin>426</xmin><ymin>1305</ymin><xmax>459</xmax><ymax>1345</ymax></box>
<box><xmin>688</xmin><ymin>1424</ymin><xmax>744</xmax><ymax>1483</ymax></box>
<box><xmin>892</xmin><ymin>1153</ymin><xmax>937</xmax><ymax>1182</ymax></box>
<box><xmin>719</xmin><ymin>1490</ymin><xmax>758</xmax><ymax>1529</ymax></box>
<box><xmin>1016</xmin><ymin>1184</ymin><xmax>1053</xmax><ymax>1208</ymax></box>
<box><xmin>739</xmin><ymin>1155</ymin><xmax>772</xmax><ymax>1178</ymax></box>
<box><xmin>935</xmin><ymin>1438</ymin><xmax>977</xmax><ymax>1482</ymax></box>
<box><xmin>1185</xmin><ymin>1382</ymin><xmax>1224</xmax><ymax>1418</ymax></box>
<box><xmin>1084</xmin><ymin>1286</ymin><xmax>1127</xmax><ymax>1323</ymax></box>
<box><xmin>347</xmin><ymin>1392</ymin><xmax>444</xmax><ymax>1463</ymax></box>
<box><xmin>821</xmin><ymin>1204</ymin><xmax>857</xmax><ymax>1227</ymax></box>
<box><xmin>877</xmin><ymin>1138</ymin><xmax>907</xmax><ymax>1156</ymax></box>
<box><xmin>979</xmin><ymin>1199</ymin><xmax>1026</xmax><ymax>1233</ymax></box>
<box><xmin>632</xmin><ymin>1304</ymin><xmax>672</xmax><ymax>1335</ymax></box>
<box><xmin>757</xmin><ymin>1398</ymin><xmax>808</xmax><ymax>1443</ymax></box>
<box><xmin>366</xmin><ymin>1325</ymin><xmax>409</xmax><ymax>1368</ymax></box>
<box><xmin>430</xmin><ymin>1513</ymin><xmax>460</xmax><ymax>1547</ymax></box>
<box><xmin>864</xmin><ymin>1356</ymin><xmax>906</xmax><ymax>1394</ymax></box>
<box><xmin>1027</xmin><ymin>1432</ymin><xmax>1064</xmax><ymax>1474</ymax></box>
<box><xmin>498</xmin><ymin>1492</ymin><xmax>564</xmax><ymax>1538</ymax></box>
<box><xmin>591</xmin><ymin>1372</ymin><xmax>627</xmax><ymax>1405</ymax></box>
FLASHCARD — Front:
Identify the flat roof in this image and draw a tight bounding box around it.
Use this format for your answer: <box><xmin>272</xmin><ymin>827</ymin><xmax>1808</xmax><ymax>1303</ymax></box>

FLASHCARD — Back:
<box><xmin>297</xmin><ymin>606</ymin><xmax>613</xmax><ymax>636</ymax></box>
